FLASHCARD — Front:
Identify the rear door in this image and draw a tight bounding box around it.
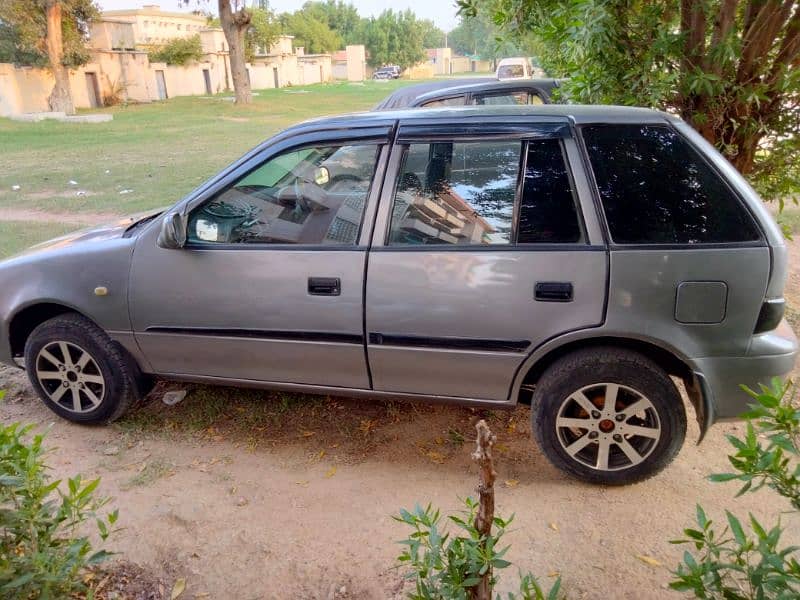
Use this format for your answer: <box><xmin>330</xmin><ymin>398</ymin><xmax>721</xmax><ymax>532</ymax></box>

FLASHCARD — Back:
<box><xmin>365</xmin><ymin>118</ymin><xmax>608</xmax><ymax>402</ymax></box>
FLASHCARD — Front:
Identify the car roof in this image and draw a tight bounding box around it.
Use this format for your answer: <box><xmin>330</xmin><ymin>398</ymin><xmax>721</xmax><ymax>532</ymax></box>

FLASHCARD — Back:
<box><xmin>373</xmin><ymin>78</ymin><xmax>496</xmax><ymax>110</ymax></box>
<box><xmin>277</xmin><ymin>104</ymin><xmax>678</xmax><ymax>142</ymax></box>
<box><xmin>411</xmin><ymin>79</ymin><xmax>561</xmax><ymax>106</ymax></box>
<box><xmin>375</xmin><ymin>78</ymin><xmax>561</xmax><ymax>110</ymax></box>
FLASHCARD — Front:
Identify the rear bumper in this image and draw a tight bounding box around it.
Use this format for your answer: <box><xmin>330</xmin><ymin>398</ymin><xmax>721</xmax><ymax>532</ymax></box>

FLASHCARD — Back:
<box><xmin>692</xmin><ymin>319</ymin><xmax>798</xmax><ymax>422</ymax></box>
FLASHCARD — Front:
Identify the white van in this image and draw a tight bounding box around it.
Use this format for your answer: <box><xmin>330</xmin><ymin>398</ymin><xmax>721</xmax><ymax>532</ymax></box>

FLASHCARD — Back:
<box><xmin>496</xmin><ymin>57</ymin><xmax>533</xmax><ymax>80</ymax></box>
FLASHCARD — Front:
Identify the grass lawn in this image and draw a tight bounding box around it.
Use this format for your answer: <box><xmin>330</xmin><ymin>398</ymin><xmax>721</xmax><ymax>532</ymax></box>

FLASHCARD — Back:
<box><xmin>0</xmin><ymin>80</ymin><xmax>416</xmax><ymax>257</ymax></box>
<box><xmin>0</xmin><ymin>220</ymin><xmax>88</xmax><ymax>258</ymax></box>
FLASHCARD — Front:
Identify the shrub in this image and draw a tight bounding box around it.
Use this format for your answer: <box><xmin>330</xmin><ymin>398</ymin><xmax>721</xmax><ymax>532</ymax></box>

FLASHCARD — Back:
<box><xmin>0</xmin><ymin>389</ymin><xmax>118</xmax><ymax>598</ymax></box>
<box><xmin>148</xmin><ymin>34</ymin><xmax>203</xmax><ymax>66</ymax></box>
<box><xmin>671</xmin><ymin>378</ymin><xmax>800</xmax><ymax>598</ymax></box>
<box><xmin>395</xmin><ymin>498</ymin><xmax>561</xmax><ymax>600</ymax></box>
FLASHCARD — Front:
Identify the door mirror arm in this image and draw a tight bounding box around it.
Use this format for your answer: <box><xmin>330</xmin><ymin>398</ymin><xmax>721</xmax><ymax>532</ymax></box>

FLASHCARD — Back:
<box><xmin>157</xmin><ymin>211</ymin><xmax>188</xmax><ymax>249</ymax></box>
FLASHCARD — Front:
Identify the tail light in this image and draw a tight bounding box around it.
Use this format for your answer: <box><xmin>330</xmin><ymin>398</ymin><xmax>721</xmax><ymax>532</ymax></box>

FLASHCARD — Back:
<box><xmin>754</xmin><ymin>298</ymin><xmax>785</xmax><ymax>334</ymax></box>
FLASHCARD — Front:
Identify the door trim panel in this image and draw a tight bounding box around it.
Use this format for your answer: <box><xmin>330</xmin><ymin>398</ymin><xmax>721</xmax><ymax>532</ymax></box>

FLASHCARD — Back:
<box><xmin>145</xmin><ymin>327</ymin><xmax>362</xmax><ymax>345</ymax></box>
<box><xmin>368</xmin><ymin>332</ymin><xmax>530</xmax><ymax>352</ymax></box>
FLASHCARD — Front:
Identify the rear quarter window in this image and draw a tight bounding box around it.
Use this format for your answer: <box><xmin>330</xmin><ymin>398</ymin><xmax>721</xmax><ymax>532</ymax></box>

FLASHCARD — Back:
<box><xmin>582</xmin><ymin>124</ymin><xmax>761</xmax><ymax>244</ymax></box>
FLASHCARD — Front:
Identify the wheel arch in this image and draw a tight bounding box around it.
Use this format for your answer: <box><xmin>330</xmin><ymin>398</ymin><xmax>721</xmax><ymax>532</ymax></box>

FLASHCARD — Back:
<box><xmin>8</xmin><ymin>301</ymin><xmax>91</xmax><ymax>359</ymax></box>
<box><xmin>511</xmin><ymin>332</ymin><xmax>713</xmax><ymax>441</ymax></box>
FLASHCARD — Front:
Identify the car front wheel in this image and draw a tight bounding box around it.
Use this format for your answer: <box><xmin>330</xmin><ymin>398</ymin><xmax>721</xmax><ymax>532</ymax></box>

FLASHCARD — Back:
<box><xmin>531</xmin><ymin>347</ymin><xmax>686</xmax><ymax>485</ymax></box>
<box><xmin>24</xmin><ymin>313</ymin><xmax>143</xmax><ymax>424</ymax></box>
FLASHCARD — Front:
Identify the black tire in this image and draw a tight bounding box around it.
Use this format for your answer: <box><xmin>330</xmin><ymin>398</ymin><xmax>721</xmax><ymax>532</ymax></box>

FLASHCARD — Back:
<box><xmin>531</xmin><ymin>347</ymin><xmax>686</xmax><ymax>485</ymax></box>
<box><xmin>24</xmin><ymin>313</ymin><xmax>143</xmax><ymax>424</ymax></box>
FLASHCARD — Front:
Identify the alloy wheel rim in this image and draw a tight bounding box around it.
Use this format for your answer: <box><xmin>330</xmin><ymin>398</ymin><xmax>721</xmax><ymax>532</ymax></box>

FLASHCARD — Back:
<box><xmin>555</xmin><ymin>383</ymin><xmax>661</xmax><ymax>471</ymax></box>
<box><xmin>35</xmin><ymin>341</ymin><xmax>105</xmax><ymax>413</ymax></box>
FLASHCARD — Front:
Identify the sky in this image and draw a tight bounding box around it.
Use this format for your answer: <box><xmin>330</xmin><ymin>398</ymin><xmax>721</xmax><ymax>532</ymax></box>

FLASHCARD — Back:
<box><xmin>97</xmin><ymin>1</ymin><xmax>463</xmax><ymax>31</ymax></box>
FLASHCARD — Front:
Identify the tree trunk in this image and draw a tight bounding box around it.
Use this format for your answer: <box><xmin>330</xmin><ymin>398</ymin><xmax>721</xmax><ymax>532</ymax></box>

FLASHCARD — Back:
<box><xmin>470</xmin><ymin>419</ymin><xmax>497</xmax><ymax>600</ymax></box>
<box><xmin>218</xmin><ymin>0</ymin><xmax>252</xmax><ymax>105</ymax></box>
<box><xmin>45</xmin><ymin>1</ymin><xmax>74</xmax><ymax>114</ymax></box>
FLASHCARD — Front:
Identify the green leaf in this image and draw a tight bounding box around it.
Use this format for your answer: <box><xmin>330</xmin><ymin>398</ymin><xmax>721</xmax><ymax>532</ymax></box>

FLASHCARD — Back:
<box><xmin>726</xmin><ymin>511</ymin><xmax>746</xmax><ymax>545</ymax></box>
<box><xmin>1</xmin><ymin>572</ymin><xmax>35</xmax><ymax>589</ymax></box>
<box><xmin>708</xmin><ymin>473</ymin><xmax>739</xmax><ymax>482</ymax></box>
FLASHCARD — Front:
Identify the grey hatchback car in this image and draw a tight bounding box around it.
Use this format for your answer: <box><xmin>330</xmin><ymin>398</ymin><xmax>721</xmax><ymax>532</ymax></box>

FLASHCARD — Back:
<box><xmin>1</xmin><ymin>105</ymin><xmax>796</xmax><ymax>485</ymax></box>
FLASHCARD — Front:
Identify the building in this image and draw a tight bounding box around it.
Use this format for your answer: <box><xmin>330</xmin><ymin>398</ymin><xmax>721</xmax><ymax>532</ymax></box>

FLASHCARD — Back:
<box><xmin>0</xmin><ymin>5</ymin><xmax>355</xmax><ymax>116</ymax></box>
<box><xmin>96</xmin><ymin>4</ymin><xmax>208</xmax><ymax>48</ymax></box>
<box><xmin>425</xmin><ymin>48</ymin><xmax>493</xmax><ymax>75</ymax></box>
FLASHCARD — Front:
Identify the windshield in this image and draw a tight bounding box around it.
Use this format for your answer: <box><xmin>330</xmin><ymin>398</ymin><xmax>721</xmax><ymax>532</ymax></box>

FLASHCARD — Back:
<box><xmin>498</xmin><ymin>64</ymin><xmax>525</xmax><ymax>78</ymax></box>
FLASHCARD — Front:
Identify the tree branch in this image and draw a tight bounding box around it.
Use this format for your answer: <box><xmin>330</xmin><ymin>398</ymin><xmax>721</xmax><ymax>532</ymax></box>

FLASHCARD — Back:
<box><xmin>707</xmin><ymin>0</ymin><xmax>740</xmax><ymax>75</ymax></box>
<box><xmin>737</xmin><ymin>0</ymin><xmax>794</xmax><ymax>84</ymax></box>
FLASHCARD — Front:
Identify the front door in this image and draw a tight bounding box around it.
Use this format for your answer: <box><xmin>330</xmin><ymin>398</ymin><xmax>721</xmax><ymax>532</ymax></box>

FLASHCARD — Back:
<box><xmin>85</xmin><ymin>73</ymin><xmax>101</xmax><ymax>108</ymax></box>
<box><xmin>130</xmin><ymin>134</ymin><xmax>389</xmax><ymax>389</ymax></box>
<box><xmin>155</xmin><ymin>70</ymin><xmax>167</xmax><ymax>100</ymax></box>
<box><xmin>202</xmin><ymin>69</ymin><xmax>212</xmax><ymax>94</ymax></box>
<box><xmin>365</xmin><ymin>121</ymin><xmax>608</xmax><ymax>401</ymax></box>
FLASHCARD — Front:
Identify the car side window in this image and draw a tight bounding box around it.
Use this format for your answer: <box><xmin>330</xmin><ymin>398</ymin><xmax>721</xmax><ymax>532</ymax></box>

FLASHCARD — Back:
<box><xmin>187</xmin><ymin>144</ymin><xmax>379</xmax><ymax>246</ymax></box>
<box><xmin>518</xmin><ymin>139</ymin><xmax>582</xmax><ymax>243</ymax></box>
<box><xmin>583</xmin><ymin>125</ymin><xmax>761</xmax><ymax>244</ymax></box>
<box><xmin>421</xmin><ymin>96</ymin><xmax>465</xmax><ymax>108</ymax></box>
<box><xmin>388</xmin><ymin>141</ymin><xmax>520</xmax><ymax>246</ymax></box>
<box><xmin>473</xmin><ymin>91</ymin><xmax>528</xmax><ymax>106</ymax></box>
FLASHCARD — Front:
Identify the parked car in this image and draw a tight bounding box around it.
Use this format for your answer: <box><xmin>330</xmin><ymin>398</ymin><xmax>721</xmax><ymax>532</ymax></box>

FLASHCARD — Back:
<box><xmin>375</xmin><ymin>79</ymin><xmax>562</xmax><ymax>110</ymax></box>
<box><xmin>373</xmin><ymin>65</ymin><xmax>401</xmax><ymax>80</ymax></box>
<box><xmin>496</xmin><ymin>57</ymin><xmax>534</xmax><ymax>80</ymax></box>
<box><xmin>1</xmin><ymin>105</ymin><xmax>796</xmax><ymax>485</ymax></box>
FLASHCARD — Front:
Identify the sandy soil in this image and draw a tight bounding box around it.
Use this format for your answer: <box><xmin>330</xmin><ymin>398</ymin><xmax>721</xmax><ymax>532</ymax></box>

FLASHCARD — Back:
<box><xmin>2</xmin><ymin>240</ymin><xmax>800</xmax><ymax>600</ymax></box>
<box><xmin>0</xmin><ymin>207</ymin><xmax>117</xmax><ymax>225</ymax></box>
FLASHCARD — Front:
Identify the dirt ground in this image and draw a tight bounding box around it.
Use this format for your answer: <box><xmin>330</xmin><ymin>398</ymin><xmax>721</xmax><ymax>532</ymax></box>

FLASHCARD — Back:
<box><xmin>2</xmin><ymin>240</ymin><xmax>800</xmax><ymax>600</ymax></box>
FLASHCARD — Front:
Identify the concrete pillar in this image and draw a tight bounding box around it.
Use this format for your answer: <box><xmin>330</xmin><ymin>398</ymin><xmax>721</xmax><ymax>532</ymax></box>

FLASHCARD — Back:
<box><xmin>345</xmin><ymin>44</ymin><xmax>366</xmax><ymax>81</ymax></box>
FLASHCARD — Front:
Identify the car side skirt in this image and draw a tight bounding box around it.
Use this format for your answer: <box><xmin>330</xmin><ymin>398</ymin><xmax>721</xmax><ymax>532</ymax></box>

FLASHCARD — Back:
<box><xmin>158</xmin><ymin>372</ymin><xmax>518</xmax><ymax>410</ymax></box>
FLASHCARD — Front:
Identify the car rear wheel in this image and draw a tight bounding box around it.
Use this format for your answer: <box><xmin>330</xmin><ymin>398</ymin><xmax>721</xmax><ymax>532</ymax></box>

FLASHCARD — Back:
<box><xmin>24</xmin><ymin>313</ymin><xmax>143</xmax><ymax>424</ymax></box>
<box><xmin>531</xmin><ymin>347</ymin><xmax>686</xmax><ymax>485</ymax></box>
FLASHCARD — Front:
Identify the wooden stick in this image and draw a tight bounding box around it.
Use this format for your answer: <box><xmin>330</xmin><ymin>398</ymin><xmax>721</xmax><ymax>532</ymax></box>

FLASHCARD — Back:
<box><xmin>470</xmin><ymin>419</ymin><xmax>497</xmax><ymax>600</ymax></box>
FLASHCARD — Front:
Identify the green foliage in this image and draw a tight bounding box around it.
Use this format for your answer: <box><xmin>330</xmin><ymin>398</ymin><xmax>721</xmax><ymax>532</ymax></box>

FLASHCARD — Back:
<box><xmin>361</xmin><ymin>9</ymin><xmax>427</xmax><ymax>69</ymax></box>
<box><xmin>247</xmin><ymin>7</ymin><xmax>282</xmax><ymax>60</ymax></box>
<box><xmin>148</xmin><ymin>34</ymin><xmax>203</xmax><ymax>66</ymax></box>
<box><xmin>279</xmin><ymin>10</ymin><xmax>341</xmax><ymax>54</ymax></box>
<box><xmin>456</xmin><ymin>0</ymin><xmax>800</xmax><ymax>200</ymax></box>
<box><xmin>300</xmin><ymin>0</ymin><xmax>362</xmax><ymax>45</ymax></box>
<box><xmin>419</xmin><ymin>19</ymin><xmax>445</xmax><ymax>49</ymax></box>
<box><xmin>0</xmin><ymin>0</ymin><xmax>98</xmax><ymax>68</ymax></box>
<box><xmin>671</xmin><ymin>378</ymin><xmax>800</xmax><ymax>598</ymax></box>
<box><xmin>0</xmin><ymin>408</ymin><xmax>118</xmax><ymax>598</ymax></box>
<box><xmin>395</xmin><ymin>498</ymin><xmax>561</xmax><ymax>600</ymax></box>
<box><xmin>448</xmin><ymin>11</ymin><xmax>531</xmax><ymax>63</ymax></box>
<box><xmin>0</xmin><ymin>22</ymin><xmax>48</xmax><ymax>67</ymax></box>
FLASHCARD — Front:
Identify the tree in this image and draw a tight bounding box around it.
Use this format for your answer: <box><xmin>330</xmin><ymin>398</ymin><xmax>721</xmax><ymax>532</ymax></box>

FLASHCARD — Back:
<box><xmin>0</xmin><ymin>0</ymin><xmax>97</xmax><ymax>114</ymax></box>
<box><xmin>148</xmin><ymin>34</ymin><xmax>203</xmax><ymax>65</ymax></box>
<box><xmin>457</xmin><ymin>0</ymin><xmax>800</xmax><ymax>200</ymax></box>
<box><xmin>279</xmin><ymin>10</ymin><xmax>341</xmax><ymax>53</ymax></box>
<box><xmin>448</xmin><ymin>11</ymin><xmax>530</xmax><ymax>67</ymax></box>
<box><xmin>217</xmin><ymin>0</ymin><xmax>252</xmax><ymax>104</ymax></box>
<box><xmin>301</xmin><ymin>0</ymin><xmax>362</xmax><ymax>44</ymax></box>
<box><xmin>419</xmin><ymin>18</ymin><xmax>446</xmax><ymax>49</ymax></box>
<box><xmin>185</xmin><ymin>0</ymin><xmax>252</xmax><ymax>103</ymax></box>
<box><xmin>247</xmin><ymin>6</ymin><xmax>281</xmax><ymax>60</ymax></box>
<box><xmin>361</xmin><ymin>9</ymin><xmax>427</xmax><ymax>69</ymax></box>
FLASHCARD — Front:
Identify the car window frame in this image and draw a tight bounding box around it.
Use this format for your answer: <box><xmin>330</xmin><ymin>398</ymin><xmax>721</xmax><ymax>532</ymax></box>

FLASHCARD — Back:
<box><xmin>469</xmin><ymin>88</ymin><xmax>547</xmax><ymax>106</ymax></box>
<box><xmin>419</xmin><ymin>94</ymin><xmax>467</xmax><ymax>108</ymax></box>
<box><xmin>576</xmin><ymin>122</ymin><xmax>767</xmax><ymax>250</ymax></box>
<box><xmin>178</xmin><ymin>134</ymin><xmax>391</xmax><ymax>252</ymax></box>
<box><xmin>376</xmin><ymin>126</ymin><xmax>592</xmax><ymax>251</ymax></box>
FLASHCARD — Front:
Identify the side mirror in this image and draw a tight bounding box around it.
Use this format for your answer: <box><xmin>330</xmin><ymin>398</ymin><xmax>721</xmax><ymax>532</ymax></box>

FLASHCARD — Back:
<box><xmin>313</xmin><ymin>166</ymin><xmax>330</xmax><ymax>186</ymax></box>
<box><xmin>157</xmin><ymin>212</ymin><xmax>187</xmax><ymax>249</ymax></box>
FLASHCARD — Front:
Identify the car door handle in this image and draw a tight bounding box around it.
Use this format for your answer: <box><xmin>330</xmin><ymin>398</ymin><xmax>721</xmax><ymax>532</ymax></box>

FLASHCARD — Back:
<box><xmin>535</xmin><ymin>282</ymin><xmax>573</xmax><ymax>302</ymax></box>
<box><xmin>308</xmin><ymin>277</ymin><xmax>341</xmax><ymax>296</ymax></box>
